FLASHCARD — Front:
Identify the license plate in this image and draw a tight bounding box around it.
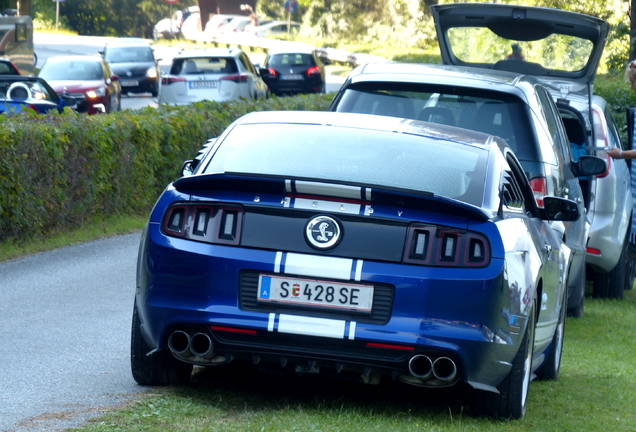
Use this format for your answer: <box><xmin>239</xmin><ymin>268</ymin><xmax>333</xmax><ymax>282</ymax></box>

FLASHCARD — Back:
<box><xmin>257</xmin><ymin>274</ymin><xmax>373</xmax><ymax>312</ymax></box>
<box><xmin>281</xmin><ymin>74</ymin><xmax>303</xmax><ymax>80</ymax></box>
<box><xmin>121</xmin><ymin>80</ymin><xmax>138</xmax><ymax>87</ymax></box>
<box><xmin>189</xmin><ymin>80</ymin><xmax>218</xmax><ymax>89</ymax></box>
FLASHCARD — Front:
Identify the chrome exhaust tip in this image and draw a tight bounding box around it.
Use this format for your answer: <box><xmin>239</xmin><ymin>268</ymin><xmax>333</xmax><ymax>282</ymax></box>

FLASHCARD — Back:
<box><xmin>408</xmin><ymin>354</ymin><xmax>433</xmax><ymax>380</ymax></box>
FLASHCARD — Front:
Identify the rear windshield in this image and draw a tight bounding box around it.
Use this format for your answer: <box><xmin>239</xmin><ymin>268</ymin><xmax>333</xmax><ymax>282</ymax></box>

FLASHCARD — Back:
<box><xmin>170</xmin><ymin>57</ymin><xmax>238</xmax><ymax>75</ymax></box>
<box><xmin>333</xmin><ymin>82</ymin><xmax>538</xmax><ymax>162</ymax></box>
<box><xmin>267</xmin><ymin>53</ymin><xmax>315</xmax><ymax>68</ymax></box>
<box><xmin>104</xmin><ymin>46</ymin><xmax>154</xmax><ymax>63</ymax></box>
<box><xmin>202</xmin><ymin>123</ymin><xmax>488</xmax><ymax>206</ymax></box>
<box><xmin>447</xmin><ymin>28</ymin><xmax>594</xmax><ymax>74</ymax></box>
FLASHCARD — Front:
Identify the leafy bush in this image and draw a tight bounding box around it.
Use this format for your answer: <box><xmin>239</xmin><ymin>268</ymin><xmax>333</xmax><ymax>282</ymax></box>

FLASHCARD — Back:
<box><xmin>0</xmin><ymin>94</ymin><xmax>333</xmax><ymax>242</ymax></box>
<box><xmin>595</xmin><ymin>71</ymin><xmax>636</xmax><ymax>143</ymax></box>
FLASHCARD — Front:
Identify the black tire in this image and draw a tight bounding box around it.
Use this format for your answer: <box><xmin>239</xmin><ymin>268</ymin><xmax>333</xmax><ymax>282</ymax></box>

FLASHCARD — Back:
<box><xmin>471</xmin><ymin>297</ymin><xmax>536</xmax><ymax>420</ymax></box>
<box><xmin>536</xmin><ymin>290</ymin><xmax>565</xmax><ymax>381</ymax></box>
<box><xmin>592</xmin><ymin>234</ymin><xmax>629</xmax><ymax>300</ymax></box>
<box><xmin>131</xmin><ymin>301</ymin><xmax>193</xmax><ymax>386</ymax></box>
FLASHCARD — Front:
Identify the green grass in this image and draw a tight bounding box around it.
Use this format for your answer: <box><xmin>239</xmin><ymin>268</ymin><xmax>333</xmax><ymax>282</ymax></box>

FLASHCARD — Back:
<box><xmin>67</xmin><ymin>289</ymin><xmax>636</xmax><ymax>432</ymax></box>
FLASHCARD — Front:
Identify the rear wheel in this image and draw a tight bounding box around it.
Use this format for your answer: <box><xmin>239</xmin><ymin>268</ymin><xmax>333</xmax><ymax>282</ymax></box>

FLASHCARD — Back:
<box><xmin>593</xmin><ymin>234</ymin><xmax>630</xmax><ymax>300</ymax></box>
<box><xmin>471</xmin><ymin>297</ymin><xmax>535</xmax><ymax>419</ymax></box>
<box><xmin>130</xmin><ymin>301</ymin><xmax>193</xmax><ymax>385</ymax></box>
<box><xmin>536</xmin><ymin>290</ymin><xmax>565</xmax><ymax>381</ymax></box>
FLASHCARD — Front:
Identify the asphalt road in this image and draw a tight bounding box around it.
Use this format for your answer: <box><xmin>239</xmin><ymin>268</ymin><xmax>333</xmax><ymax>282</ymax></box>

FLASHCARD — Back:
<box><xmin>0</xmin><ymin>233</ymin><xmax>146</xmax><ymax>432</ymax></box>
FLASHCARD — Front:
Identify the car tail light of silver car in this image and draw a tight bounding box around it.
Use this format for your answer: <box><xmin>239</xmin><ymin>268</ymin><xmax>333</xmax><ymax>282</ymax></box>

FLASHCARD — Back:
<box><xmin>161</xmin><ymin>76</ymin><xmax>186</xmax><ymax>85</ymax></box>
<box><xmin>592</xmin><ymin>108</ymin><xmax>611</xmax><ymax>178</ymax></box>
<box><xmin>162</xmin><ymin>203</ymin><xmax>242</xmax><ymax>245</ymax></box>
<box><xmin>529</xmin><ymin>177</ymin><xmax>547</xmax><ymax>208</ymax></box>
<box><xmin>403</xmin><ymin>224</ymin><xmax>491</xmax><ymax>267</ymax></box>
<box><xmin>220</xmin><ymin>73</ymin><xmax>249</xmax><ymax>83</ymax></box>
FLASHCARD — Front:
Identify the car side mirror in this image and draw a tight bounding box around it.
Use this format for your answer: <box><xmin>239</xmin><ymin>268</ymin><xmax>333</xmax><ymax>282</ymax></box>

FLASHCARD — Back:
<box><xmin>574</xmin><ymin>155</ymin><xmax>607</xmax><ymax>177</ymax></box>
<box><xmin>543</xmin><ymin>196</ymin><xmax>580</xmax><ymax>221</ymax></box>
<box><xmin>181</xmin><ymin>160</ymin><xmax>194</xmax><ymax>177</ymax></box>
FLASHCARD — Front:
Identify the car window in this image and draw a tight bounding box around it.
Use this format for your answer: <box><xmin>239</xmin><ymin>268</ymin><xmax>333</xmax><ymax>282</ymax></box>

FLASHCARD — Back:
<box><xmin>268</xmin><ymin>54</ymin><xmax>315</xmax><ymax>67</ymax></box>
<box><xmin>604</xmin><ymin>105</ymin><xmax>622</xmax><ymax>150</ymax></box>
<box><xmin>0</xmin><ymin>80</ymin><xmax>57</xmax><ymax>102</ymax></box>
<box><xmin>535</xmin><ymin>86</ymin><xmax>570</xmax><ymax>162</ymax></box>
<box><xmin>172</xmin><ymin>57</ymin><xmax>238</xmax><ymax>75</ymax></box>
<box><xmin>0</xmin><ymin>62</ymin><xmax>17</xmax><ymax>74</ymax></box>
<box><xmin>39</xmin><ymin>60</ymin><xmax>104</xmax><ymax>81</ymax></box>
<box><xmin>105</xmin><ymin>47</ymin><xmax>154</xmax><ymax>63</ymax></box>
<box><xmin>202</xmin><ymin>123</ymin><xmax>488</xmax><ymax>206</ymax></box>
<box><xmin>239</xmin><ymin>53</ymin><xmax>256</xmax><ymax>74</ymax></box>
<box><xmin>333</xmin><ymin>83</ymin><xmax>538</xmax><ymax>161</ymax></box>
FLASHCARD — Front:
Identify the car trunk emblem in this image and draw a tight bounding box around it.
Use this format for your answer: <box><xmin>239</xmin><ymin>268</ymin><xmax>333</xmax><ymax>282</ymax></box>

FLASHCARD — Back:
<box><xmin>305</xmin><ymin>215</ymin><xmax>341</xmax><ymax>249</ymax></box>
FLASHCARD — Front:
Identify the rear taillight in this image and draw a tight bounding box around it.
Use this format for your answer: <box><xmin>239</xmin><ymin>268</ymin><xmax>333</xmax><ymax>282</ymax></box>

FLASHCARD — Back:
<box><xmin>267</xmin><ymin>68</ymin><xmax>277</xmax><ymax>77</ymax></box>
<box><xmin>162</xmin><ymin>203</ymin><xmax>242</xmax><ymax>245</ymax></box>
<box><xmin>161</xmin><ymin>75</ymin><xmax>187</xmax><ymax>85</ymax></box>
<box><xmin>220</xmin><ymin>73</ymin><xmax>249</xmax><ymax>83</ymax></box>
<box><xmin>403</xmin><ymin>225</ymin><xmax>491</xmax><ymax>267</ymax></box>
<box><xmin>592</xmin><ymin>109</ymin><xmax>611</xmax><ymax>178</ymax></box>
<box><xmin>306</xmin><ymin>66</ymin><xmax>321</xmax><ymax>75</ymax></box>
<box><xmin>529</xmin><ymin>177</ymin><xmax>547</xmax><ymax>208</ymax></box>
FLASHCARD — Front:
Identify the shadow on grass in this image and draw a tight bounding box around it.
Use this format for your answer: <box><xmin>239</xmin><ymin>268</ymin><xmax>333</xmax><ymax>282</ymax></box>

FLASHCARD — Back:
<box><xmin>168</xmin><ymin>360</ymin><xmax>473</xmax><ymax>420</ymax></box>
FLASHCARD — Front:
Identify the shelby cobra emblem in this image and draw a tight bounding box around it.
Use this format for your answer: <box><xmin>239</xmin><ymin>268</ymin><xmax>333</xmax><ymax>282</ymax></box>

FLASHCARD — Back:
<box><xmin>305</xmin><ymin>215</ymin><xmax>341</xmax><ymax>249</ymax></box>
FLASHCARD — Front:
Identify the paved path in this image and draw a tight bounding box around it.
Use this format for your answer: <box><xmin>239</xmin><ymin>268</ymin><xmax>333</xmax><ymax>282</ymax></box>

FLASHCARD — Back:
<box><xmin>0</xmin><ymin>233</ymin><xmax>147</xmax><ymax>432</ymax></box>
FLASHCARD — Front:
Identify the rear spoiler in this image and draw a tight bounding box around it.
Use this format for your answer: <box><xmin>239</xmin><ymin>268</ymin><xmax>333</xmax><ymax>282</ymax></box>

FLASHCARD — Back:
<box><xmin>173</xmin><ymin>173</ymin><xmax>491</xmax><ymax>223</ymax></box>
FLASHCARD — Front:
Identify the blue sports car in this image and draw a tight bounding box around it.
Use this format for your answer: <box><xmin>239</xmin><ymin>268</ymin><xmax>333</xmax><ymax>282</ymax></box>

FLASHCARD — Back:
<box><xmin>132</xmin><ymin>111</ymin><xmax>585</xmax><ymax>419</ymax></box>
<box><xmin>0</xmin><ymin>76</ymin><xmax>75</xmax><ymax>115</ymax></box>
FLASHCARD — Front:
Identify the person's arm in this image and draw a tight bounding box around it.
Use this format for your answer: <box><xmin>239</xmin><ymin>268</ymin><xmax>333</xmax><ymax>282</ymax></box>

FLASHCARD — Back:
<box><xmin>607</xmin><ymin>147</ymin><xmax>636</xmax><ymax>159</ymax></box>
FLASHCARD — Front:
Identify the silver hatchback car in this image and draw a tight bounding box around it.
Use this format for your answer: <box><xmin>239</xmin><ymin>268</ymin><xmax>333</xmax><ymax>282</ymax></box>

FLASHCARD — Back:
<box><xmin>430</xmin><ymin>2</ymin><xmax>634</xmax><ymax>307</ymax></box>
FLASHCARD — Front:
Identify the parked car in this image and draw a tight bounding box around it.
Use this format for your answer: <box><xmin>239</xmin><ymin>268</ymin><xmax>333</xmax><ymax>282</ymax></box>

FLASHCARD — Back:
<box><xmin>259</xmin><ymin>47</ymin><xmax>326</xmax><ymax>95</ymax></box>
<box><xmin>159</xmin><ymin>48</ymin><xmax>267</xmax><ymax>105</ymax></box>
<box><xmin>38</xmin><ymin>55</ymin><xmax>121</xmax><ymax>114</ymax></box>
<box><xmin>0</xmin><ymin>57</ymin><xmax>20</xmax><ymax>75</ymax></box>
<box><xmin>328</xmin><ymin>62</ymin><xmax>606</xmax><ymax>318</ymax></box>
<box><xmin>0</xmin><ymin>75</ymin><xmax>75</xmax><ymax>114</ymax></box>
<box><xmin>249</xmin><ymin>20</ymin><xmax>300</xmax><ymax>38</ymax></box>
<box><xmin>153</xmin><ymin>6</ymin><xmax>199</xmax><ymax>40</ymax></box>
<box><xmin>429</xmin><ymin>2</ymin><xmax>635</xmax><ymax>302</ymax></box>
<box><xmin>204</xmin><ymin>14</ymin><xmax>245</xmax><ymax>36</ymax></box>
<box><xmin>100</xmin><ymin>39</ymin><xmax>160</xmax><ymax>97</ymax></box>
<box><xmin>131</xmin><ymin>110</ymin><xmax>581</xmax><ymax>419</ymax></box>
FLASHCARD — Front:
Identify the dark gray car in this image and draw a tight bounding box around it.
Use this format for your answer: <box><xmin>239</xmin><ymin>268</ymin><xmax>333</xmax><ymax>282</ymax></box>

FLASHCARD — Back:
<box><xmin>328</xmin><ymin>62</ymin><xmax>606</xmax><ymax>317</ymax></box>
<box><xmin>100</xmin><ymin>39</ymin><xmax>160</xmax><ymax>97</ymax></box>
<box><xmin>430</xmin><ymin>2</ymin><xmax>634</xmax><ymax>303</ymax></box>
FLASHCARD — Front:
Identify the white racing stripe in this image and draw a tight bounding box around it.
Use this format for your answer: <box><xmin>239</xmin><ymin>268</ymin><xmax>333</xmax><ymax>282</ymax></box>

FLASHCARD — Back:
<box><xmin>284</xmin><ymin>253</ymin><xmax>354</xmax><ymax>280</ymax></box>
<box><xmin>269</xmin><ymin>313</ymin><xmax>356</xmax><ymax>339</ymax></box>
<box><xmin>294</xmin><ymin>181</ymin><xmax>363</xmax><ymax>200</ymax></box>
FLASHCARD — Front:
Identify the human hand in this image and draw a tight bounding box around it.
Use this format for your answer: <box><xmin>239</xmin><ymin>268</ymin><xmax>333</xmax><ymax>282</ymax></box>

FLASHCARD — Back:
<box><xmin>607</xmin><ymin>147</ymin><xmax>623</xmax><ymax>159</ymax></box>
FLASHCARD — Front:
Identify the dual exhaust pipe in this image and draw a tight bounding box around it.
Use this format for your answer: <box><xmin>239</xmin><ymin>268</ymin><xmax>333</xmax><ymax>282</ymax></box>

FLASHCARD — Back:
<box><xmin>408</xmin><ymin>354</ymin><xmax>458</xmax><ymax>385</ymax></box>
<box><xmin>168</xmin><ymin>330</ymin><xmax>215</xmax><ymax>361</ymax></box>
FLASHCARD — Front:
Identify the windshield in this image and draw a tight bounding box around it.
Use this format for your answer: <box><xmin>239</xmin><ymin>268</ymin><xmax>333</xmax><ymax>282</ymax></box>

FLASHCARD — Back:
<box><xmin>447</xmin><ymin>27</ymin><xmax>594</xmax><ymax>74</ymax></box>
<box><xmin>39</xmin><ymin>59</ymin><xmax>103</xmax><ymax>81</ymax></box>
<box><xmin>202</xmin><ymin>123</ymin><xmax>487</xmax><ymax>206</ymax></box>
<box><xmin>0</xmin><ymin>79</ymin><xmax>57</xmax><ymax>102</ymax></box>
<box><xmin>104</xmin><ymin>47</ymin><xmax>154</xmax><ymax>63</ymax></box>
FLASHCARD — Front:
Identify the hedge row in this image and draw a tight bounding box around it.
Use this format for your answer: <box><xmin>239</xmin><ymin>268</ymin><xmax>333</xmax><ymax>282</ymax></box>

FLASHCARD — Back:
<box><xmin>0</xmin><ymin>94</ymin><xmax>333</xmax><ymax>242</ymax></box>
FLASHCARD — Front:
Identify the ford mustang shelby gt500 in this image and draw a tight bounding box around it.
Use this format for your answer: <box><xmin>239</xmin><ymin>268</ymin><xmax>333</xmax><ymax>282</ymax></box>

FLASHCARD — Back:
<box><xmin>131</xmin><ymin>110</ymin><xmax>589</xmax><ymax>419</ymax></box>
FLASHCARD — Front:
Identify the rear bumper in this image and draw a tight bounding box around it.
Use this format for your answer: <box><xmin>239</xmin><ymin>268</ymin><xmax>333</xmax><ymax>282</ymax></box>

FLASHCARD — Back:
<box><xmin>135</xmin><ymin>223</ymin><xmax>527</xmax><ymax>391</ymax></box>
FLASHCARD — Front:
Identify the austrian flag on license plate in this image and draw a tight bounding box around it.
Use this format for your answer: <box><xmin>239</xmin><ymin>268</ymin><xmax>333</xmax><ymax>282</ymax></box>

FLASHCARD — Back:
<box><xmin>258</xmin><ymin>274</ymin><xmax>373</xmax><ymax>312</ymax></box>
